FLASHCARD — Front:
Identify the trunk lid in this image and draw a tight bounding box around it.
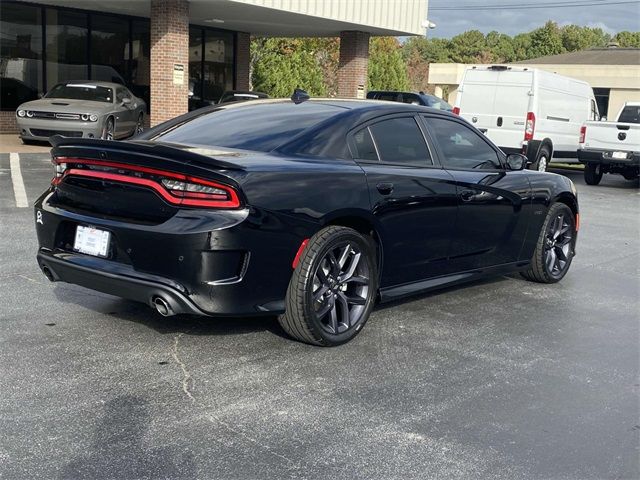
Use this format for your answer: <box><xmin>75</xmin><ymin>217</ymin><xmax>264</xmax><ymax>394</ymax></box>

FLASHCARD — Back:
<box><xmin>49</xmin><ymin>136</ymin><xmax>246</xmax><ymax>223</ymax></box>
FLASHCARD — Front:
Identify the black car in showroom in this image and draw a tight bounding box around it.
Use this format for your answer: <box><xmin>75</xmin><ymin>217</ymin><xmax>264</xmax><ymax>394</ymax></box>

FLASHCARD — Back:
<box><xmin>35</xmin><ymin>97</ymin><xmax>579</xmax><ymax>346</ymax></box>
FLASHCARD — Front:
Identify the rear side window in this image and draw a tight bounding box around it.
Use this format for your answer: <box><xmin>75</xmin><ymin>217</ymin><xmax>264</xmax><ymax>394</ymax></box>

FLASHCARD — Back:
<box><xmin>154</xmin><ymin>102</ymin><xmax>341</xmax><ymax>152</ymax></box>
<box><xmin>618</xmin><ymin>105</ymin><xmax>640</xmax><ymax>124</ymax></box>
<box><xmin>352</xmin><ymin>128</ymin><xmax>378</xmax><ymax>161</ymax></box>
<box><xmin>368</xmin><ymin>117</ymin><xmax>432</xmax><ymax>167</ymax></box>
<box><xmin>425</xmin><ymin>117</ymin><xmax>501</xmax><ymax>170</ymax></box>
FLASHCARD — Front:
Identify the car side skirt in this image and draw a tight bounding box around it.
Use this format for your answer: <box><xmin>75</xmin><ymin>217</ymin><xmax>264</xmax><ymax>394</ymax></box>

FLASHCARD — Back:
<box><xmin>379</xmin><ymin>260</ymin><xmax>531</xmax><ymax>303</ymax></box>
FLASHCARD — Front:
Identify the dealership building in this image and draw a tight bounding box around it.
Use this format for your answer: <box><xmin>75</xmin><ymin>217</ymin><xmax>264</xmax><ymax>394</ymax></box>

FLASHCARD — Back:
<box><xmin>428</xmin><ymin>47</ymin><xmax>640</xmax><ymax>119</ymax></box>
<box><xmin>0</xmin><ymin>0</ymin><xmax>428</xmax><ymax>133</ymax></box>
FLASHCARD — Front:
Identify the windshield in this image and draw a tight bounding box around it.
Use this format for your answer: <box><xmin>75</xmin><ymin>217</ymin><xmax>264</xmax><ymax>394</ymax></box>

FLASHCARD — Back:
<box><xmin>154</xmin><ymin>102</ymin><xmax>342</xmax><ymax>152</ymax></box>
<box><xmin>618</xmin><ymin>106</ymin><xmax>640</xmax><ymax>124</ymax></box>
<box><xmin>46</xmin><ymin>84</ymin><xmax>113</xmax><ymax>103</ymax></box>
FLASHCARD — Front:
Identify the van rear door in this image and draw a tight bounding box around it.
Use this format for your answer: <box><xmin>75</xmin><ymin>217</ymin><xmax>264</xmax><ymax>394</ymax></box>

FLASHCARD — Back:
<box><xmin>459</xmin><ymin>68</ymin><xmax>532</xmax><ymax>150</ymax></box>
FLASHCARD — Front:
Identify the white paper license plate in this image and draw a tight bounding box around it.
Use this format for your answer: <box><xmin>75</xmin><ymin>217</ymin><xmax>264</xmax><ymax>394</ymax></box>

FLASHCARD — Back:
<box><xmin>612</xmin><ymin>151</ymin><xmax>628</xmax><ymax>159</ymax></box>
<box><xmin>73</xmin><ymin>225</ymin><xmax>110</xmax><ymax>257</ymax></box>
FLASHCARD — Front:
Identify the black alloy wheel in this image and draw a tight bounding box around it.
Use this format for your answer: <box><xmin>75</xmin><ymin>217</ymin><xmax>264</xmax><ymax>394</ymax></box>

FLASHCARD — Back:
<box><xmin>278</xmin><ymin>226</ymin><xmax>377</xmax><ymax>346</ymax></box>
<box><xmin>312</xmin><ymin>241</ymin><xmax>370</xmax><ymax>335</ymax></box>
<box><xmin>522</xmin><ymin>203</ymin><xmax>576</xmax><ymax>283</ymax></box>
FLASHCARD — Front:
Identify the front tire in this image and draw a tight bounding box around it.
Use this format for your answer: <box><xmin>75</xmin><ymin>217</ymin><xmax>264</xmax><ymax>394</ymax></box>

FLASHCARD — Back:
<box><xmin>522</xmin><ymin>203</ymin><xmax>576</xmax><ymax>283</ymax></box>
<box><xmin>101</xmin><ymin>117</ymin><xmax>114</xmax><ymax>141</ymax></box>
<box><xmin>278</xmin><ymin>226</ymin><xmax>378</xmax><ymax>346</ymax></box>
<box><xmin>584</xmin><ymin>163</ymin><xmax>603</xmax><ymax>185</ymax></box>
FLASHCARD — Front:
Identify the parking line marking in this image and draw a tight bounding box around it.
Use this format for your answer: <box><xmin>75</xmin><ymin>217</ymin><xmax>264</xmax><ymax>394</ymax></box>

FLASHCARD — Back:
<box><xmin>10</xmin><ymin>152</ymin><xmax>28</xmax><ymax>208</ymax></box>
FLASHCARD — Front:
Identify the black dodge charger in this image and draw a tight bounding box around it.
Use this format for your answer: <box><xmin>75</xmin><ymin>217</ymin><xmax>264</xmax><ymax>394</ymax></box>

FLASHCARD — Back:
<box><xmin>35</xmin><ymin>97</ymin><xmax>579</xmax><ymax>346</ymax></box>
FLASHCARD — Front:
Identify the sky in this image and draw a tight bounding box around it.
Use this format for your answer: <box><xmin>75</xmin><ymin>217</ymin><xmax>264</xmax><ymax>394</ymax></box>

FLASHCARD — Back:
<box><xmin>427</xmin><ymin>0</ymin><xmax>640</xmax><ymax>38</ymax></box>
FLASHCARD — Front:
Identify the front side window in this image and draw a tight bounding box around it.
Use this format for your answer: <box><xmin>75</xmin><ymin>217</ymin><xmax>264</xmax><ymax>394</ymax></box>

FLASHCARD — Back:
<box><xmin>46</xmin><ymin>83</ymin><xmax>113</xmax><ymax>103</ymax></box>
<box><xmin>368</xmin><ymin>117</ymin><xmax>432</xmax><ymax>167</ymax></box>
<box><xmin>424</xmin><ymin>117</ymin><xmax>501</xmax><ymax>170</ymax></box>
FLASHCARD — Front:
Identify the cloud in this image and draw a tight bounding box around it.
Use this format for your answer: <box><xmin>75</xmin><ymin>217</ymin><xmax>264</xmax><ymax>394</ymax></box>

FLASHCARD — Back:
<box><xmin>428</xmin><ymin>1</ymin><xmax>640</xmax><ymax>38</ymax></box>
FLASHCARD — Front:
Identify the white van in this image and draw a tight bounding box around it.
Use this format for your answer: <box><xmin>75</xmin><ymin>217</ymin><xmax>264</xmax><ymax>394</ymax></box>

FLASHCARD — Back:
<box><xmin>453</xmin><ymin>66</ymin><xmax>599</xmax><ymax>171</ymax></box>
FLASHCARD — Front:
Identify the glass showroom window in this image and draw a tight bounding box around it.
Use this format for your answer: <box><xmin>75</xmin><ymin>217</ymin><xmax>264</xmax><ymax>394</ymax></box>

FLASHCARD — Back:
<box><xmin>91</xmin><ymin>14</ymin><xmax>129</xmax><ymax>85</ymax></box>
<box><xmin>203</xmin><ymin>29</ymin><xmax>234</xmax><ymax>103</ymax></box>
<box><xmin>45</xmin><ymin>8</ymin><xmax>88</xmax><ymax>89</ymax></box>
<box><xmin>0</xmin><ymin>3</ymin><xmax>43</xmax><ymax>110</ymax></box>
<box><xmin>129</xmin><ymin>19</ymin><xmax>150</xmax><ymax>112</ymax></box>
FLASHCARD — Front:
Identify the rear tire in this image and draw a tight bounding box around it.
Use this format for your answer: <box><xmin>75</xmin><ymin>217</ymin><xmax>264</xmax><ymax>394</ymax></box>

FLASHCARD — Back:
<box><xmin>278</xmin><ymin>226</ymin><xmax>378</xmax><ymax>346</ymax></box>
<box><xmin>532</xmin><ymin>146</ymin><xmax>551</xmax><ymax>172</ymax></box>
<box><xmin>522</xmin><ymin>203</ymin><xmax>576</xmax><ymax>284</ymax></box>
<box><xmin>584</xmin><ymin>163</ymin><xmax>603</xmax><ymax>185</ymax></box>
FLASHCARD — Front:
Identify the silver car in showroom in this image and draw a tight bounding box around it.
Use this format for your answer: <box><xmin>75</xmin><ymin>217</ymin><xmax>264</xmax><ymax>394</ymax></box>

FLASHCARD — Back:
<box><xmin>16</xmin><ymin>81</ymin><xmax>146</xmax><ymax>144</ymax></box>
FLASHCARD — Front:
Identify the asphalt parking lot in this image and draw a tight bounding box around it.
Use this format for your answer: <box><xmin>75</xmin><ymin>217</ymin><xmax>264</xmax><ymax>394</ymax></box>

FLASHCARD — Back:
<box><xmin>1</xmin><ymin>152</ymin><xmax>638</xmax><ymax>480</ymax></box>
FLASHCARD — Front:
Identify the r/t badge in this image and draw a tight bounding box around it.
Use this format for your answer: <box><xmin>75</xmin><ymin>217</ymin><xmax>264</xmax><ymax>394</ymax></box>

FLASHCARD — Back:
<box><xmin>36</xmin><ymin>211</ymin><xmax>43</xmax><ymax>225</ymax></box>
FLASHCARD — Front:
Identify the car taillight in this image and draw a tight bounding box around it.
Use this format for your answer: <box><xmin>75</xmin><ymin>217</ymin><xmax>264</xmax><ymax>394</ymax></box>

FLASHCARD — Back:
<box><xmin>52</xmin><ymin>161</ymin><xmax>67</xmax><ymax>184</ymax></box>
<box><xmin>579</xmin><ymin>125</ymin><xmax>587</xmax><ymax>144</ymax></box>
<box><xmin>51</xmin><ymin>157</ymin><xmax>240</xmax><ymax>209</ymax></box>
<box><xmin>524</xmin><ymin>112</ymin><xmax>535</xmax><ymax>141</ymax></box>
<box><xmin>452</xmin><ymin>107</ymin><xmax>460</xmax><ymax>115</ymax></box>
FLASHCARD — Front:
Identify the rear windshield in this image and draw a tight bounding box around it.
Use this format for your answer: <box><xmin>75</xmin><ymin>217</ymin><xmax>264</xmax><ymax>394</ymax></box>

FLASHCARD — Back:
<box><xmin>46</xmin><ymin>84</ymin><xmax>113</xmax><ymax>103</ymax></box>
<box><xmin>618</xmin><ymin>105</ymin><xmax>640</xmax><ymax>124</ymax></box>
<box><xmin>154</xmin><ymin>102</ymin><xmax>341</xmax><ymax>152</ymax></box>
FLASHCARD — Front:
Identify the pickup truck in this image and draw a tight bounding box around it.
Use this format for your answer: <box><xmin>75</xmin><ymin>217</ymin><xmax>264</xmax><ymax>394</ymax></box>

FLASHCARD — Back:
<box><xmin>578</xmin><ymin>102</ymin><xmax>640</xmax><ymax>185</ymax></box>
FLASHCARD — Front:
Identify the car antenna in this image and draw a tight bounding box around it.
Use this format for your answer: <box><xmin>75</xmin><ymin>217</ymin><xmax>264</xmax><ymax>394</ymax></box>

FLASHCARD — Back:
<box><xmin>291</xmin><ymin>88</ymin><xmax>310</xmax><ymax>104</ymax></box>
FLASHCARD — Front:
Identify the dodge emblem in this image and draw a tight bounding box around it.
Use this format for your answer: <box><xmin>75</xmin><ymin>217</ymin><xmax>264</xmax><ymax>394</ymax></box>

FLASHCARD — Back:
<box><xmin>618</xmin><ymin>132</ymin><xmax>626</xmax><ymax>141</ymax></box>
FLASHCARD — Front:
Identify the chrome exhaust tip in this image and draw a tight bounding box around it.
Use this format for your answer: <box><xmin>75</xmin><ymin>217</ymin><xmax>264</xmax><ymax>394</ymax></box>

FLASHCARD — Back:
<box><xmin>42</xmin><ymin>266</ymin><xmax>55</xmax><ymax>282</ymax></box>
<box><xmin>152</xmin><ymin>296</ymin><xmax>173</xmax><ymax>317</ymax></box>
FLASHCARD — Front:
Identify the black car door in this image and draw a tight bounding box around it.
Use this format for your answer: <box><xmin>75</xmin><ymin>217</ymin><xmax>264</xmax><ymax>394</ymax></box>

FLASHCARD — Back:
<box><xmin>348</xmin><ymin>114</ymin><xmax>458</xmax><ymax>287</ymax></box>
<box><xmin>421</xmin><ymin>114</ymin><xmax>532</xmax><ymax>271</ymax></box>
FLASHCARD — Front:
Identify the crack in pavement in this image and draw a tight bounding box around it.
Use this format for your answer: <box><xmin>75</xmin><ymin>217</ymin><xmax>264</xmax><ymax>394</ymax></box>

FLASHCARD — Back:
<box><xmin>169</xmin><ymin>332</ymin><xmax>299</xmax><ymax>471</ymax></box>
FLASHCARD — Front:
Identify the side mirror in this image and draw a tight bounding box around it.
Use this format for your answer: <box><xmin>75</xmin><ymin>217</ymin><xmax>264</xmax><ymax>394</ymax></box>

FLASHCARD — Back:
<box><xmin>600</xmin><ymin>116</ymin><xmax>607</xmax><ymax>122</ymax></box>
<box><xmin>122</xmin><ymin>97</ymin><xmax>132</xmax><ymax>105</ymax></box>
<box><xmin>506</xmin><ymin>153</ymin><xmax>527</xmax><ymax>171</ymax></box>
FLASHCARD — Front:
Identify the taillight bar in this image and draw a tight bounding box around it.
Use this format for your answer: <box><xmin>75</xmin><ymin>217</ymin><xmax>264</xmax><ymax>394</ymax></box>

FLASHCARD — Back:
<box><xmin>52</xmin><ymin>157</ymin><xmax>240</xmax><ymax>209</ymax></box>
<box><xmin>524</xmin><ymin>111</ymin><xmax>536</xmax><ymax>141</ymax></box>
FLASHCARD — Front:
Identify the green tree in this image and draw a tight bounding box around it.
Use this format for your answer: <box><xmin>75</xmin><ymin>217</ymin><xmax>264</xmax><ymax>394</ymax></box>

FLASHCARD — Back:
<box><xmin>449</xmin><ymin>30</ymin><xmax>488</xmax><ymax>63</ymax></box>
<box><xmin>485</xmin><ymin>31</ymin><xmax>516</xmax><ymax>62</ymax></box>
<box><xmin>251</xmin><ymin>38</ymin><xmax>326</xmax><ymax>97</ymax></box>
<box><xmin>613</xmin><ymin>31</ymin><xmax>640</xmax><ymax>47</ymax></box>
<box><xmin>529</xmin><ymin>21</ymin><xmax>565</xmax><ymax>57</ymax></box>
<box><xmin>368</xmin><ymin>37</ymin><xmax>410</xmax><ymax>91</ymax></box>
<box><xmin>561</xmin><ymin>25</ymin><xmax>610</xmax><ymax>51</ymax></box>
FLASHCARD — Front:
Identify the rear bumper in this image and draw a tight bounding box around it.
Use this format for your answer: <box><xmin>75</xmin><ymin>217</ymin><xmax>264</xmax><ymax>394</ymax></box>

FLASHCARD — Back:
<box><xmin>578</xmin><ymin>148</ymin><xmax>640</xmax><ymax>166</ymax></box>
<box><xmin>33</xmin><ymin>190</ymin><xmax>313</xmax><ymax>316</ymax></box>
<box><xmin>37</xmin><ymin>250</ymin><xmax>205</xmax><ymax>316</ymax></box>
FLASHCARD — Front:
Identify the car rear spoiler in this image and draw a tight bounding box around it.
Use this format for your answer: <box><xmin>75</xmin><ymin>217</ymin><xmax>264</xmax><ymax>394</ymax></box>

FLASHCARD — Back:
<box><xmin>48</xmin><ymin>135</ymin><xmax>245</xmax><ymax>171</ymax></box>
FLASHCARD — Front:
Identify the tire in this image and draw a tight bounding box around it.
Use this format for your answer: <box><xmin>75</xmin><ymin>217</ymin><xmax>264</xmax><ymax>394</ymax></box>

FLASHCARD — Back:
<box><xmin>584</xmin><ymin>163</ymin><xmax>603</xmax><ymax>185</ymax></box>
<box><xmin>522</xmin><ymin>203</ymin><xmax>576</xmax><ymax>284</ymax></box>
<box><xmin>134</xmin><ymin>113</ymin><xmax>144</xmax><ymax>136</ymax></box>
<box><xmin>101</xmin><ymin>117</ymin><xmax>114</xmax><ymax>141</ymax></box>
<box><xmin>532</xmin><ymin>146</ymin><xmax>551</xmax><ymax>172</ymax></box>
<box><xmin>278</xmin><ymin>226</ymin><xmax>378</xmax><ymax>346</ymax></box>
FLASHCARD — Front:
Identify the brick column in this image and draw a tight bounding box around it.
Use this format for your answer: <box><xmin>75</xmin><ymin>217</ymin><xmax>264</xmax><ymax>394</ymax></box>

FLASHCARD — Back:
<box><xmin>150</xmin><ymin>0</ymin><xmax>189</xmax><ymax>126</ymax></box>
<box><xmin>235</xmin><ymin>32</ymin><xmax>251</xmax><ymax>91</ymax></box>
<box><xmin>337</xmin><ymin>31</ymin><xmax>370</xmax><ymax>99</ymax></box>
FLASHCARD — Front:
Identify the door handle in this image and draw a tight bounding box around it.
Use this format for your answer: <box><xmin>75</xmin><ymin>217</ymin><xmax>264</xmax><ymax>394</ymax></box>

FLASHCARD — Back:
<box><xmin>460</xmin><ymin>189</ymin><xmax>476</xmax><ymax>202</ymax></box>
<box><xmin>376</xmin><ymin>182</ymin><xmax>394</xmax><ymax>195</ymax></box>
